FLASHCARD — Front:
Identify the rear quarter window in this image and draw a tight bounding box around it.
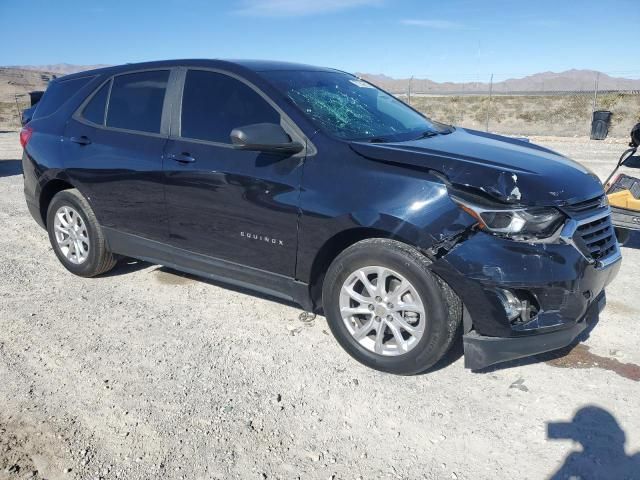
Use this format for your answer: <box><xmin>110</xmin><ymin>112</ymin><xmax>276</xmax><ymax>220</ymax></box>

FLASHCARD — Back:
<box><xmin>33</xmin><ymin>76</ymin><xmax>94</xmax><ymax>120</ymax></box>
<box><xmin>81</xmin><ymin>81</ymin><xmax>111</xmax><ymax>125</ymax></box>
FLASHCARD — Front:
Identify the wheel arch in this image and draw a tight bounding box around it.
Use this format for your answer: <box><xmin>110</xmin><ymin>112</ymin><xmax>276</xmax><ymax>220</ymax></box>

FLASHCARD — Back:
<box><xmin>39</xmin><ymin>178</ymin><xmax>76</xmax><ymax>226</ymax></box>
<box><xmin>307</xmin><ymin>227</ymin><xmax>408</xmax><ymax>312</ymax></box>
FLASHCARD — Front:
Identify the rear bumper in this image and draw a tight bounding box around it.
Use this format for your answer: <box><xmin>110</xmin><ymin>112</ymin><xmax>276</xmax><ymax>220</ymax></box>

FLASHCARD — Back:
<box><xmin>462</xmin><ymin>291</ymin><xmax>606</xmax><ymax>370</ymax></box>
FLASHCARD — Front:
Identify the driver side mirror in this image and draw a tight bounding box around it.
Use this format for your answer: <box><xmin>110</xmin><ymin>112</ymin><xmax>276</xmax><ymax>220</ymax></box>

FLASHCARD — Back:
<box><xmin>230</xmin><ymin>123</ymin><xmax>303</xmax><ymax>155</ymax></box>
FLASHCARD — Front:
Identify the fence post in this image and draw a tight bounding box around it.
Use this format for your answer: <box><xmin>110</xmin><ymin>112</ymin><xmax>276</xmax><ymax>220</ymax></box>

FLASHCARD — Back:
<box><xmin>592</xmin><ymin>72</ymin><xmax>600</xmax><ymax>113</ymax></box>
<box><xmin>590</xmin><ymin>72</ymin><xmax>600</xmax><ymax>136</ymax></box>
<box><xmin>485</xmin><ymin>73</ymin><xmax>493</xmax><ymax>132</ymax></box>
<box><xmin>460</xmin><ymin>82</ymin><xmax>465</xmax><ymax>124</ymax></box>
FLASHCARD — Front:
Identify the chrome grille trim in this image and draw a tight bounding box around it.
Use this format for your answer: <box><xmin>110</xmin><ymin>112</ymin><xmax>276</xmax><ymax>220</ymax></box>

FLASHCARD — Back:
<box><xmin>559</xmin><ymin>195</ymin><xmax>621</xmax><ymax>269</ymax></box>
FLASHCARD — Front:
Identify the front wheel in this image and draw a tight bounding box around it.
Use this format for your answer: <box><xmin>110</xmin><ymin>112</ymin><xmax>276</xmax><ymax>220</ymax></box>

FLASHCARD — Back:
<box><xmin>322</xmin><ymin>239</ymin><xmax>462</xmax><ymax>375</ymax></box>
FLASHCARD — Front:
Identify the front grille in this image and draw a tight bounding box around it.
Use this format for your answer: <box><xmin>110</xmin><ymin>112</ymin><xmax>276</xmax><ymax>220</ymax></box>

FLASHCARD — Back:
<box><xmin>575</xmin><ymin>215</ymin><xmax>617</xmax><ymax>260</ymax></box>
<box><xmin>562</xmin><ymin>194</ymin><xmax>619</xmax><ymax>264</ymax></box>
<box><xmin>563</xmin><ymin>194</ymin><xmax>606</xmax><ymax>215</ymax></box>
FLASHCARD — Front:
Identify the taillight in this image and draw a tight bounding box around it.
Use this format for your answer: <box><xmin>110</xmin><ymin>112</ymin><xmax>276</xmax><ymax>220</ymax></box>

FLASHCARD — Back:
<box><xmin>20</xmin><ymin>126</ymin><xmax>33</xmax><ymax>149</ymax></box>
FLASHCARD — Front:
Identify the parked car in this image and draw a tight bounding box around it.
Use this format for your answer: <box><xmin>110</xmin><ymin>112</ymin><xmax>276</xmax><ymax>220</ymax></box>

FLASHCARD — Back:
<box><xmin>20</xmin><ymin>60</ymin><xmax>621</xmax><ymax>374</ymax></box>
<box><xmin>21</xmin><ymin>90</ymin><xmax>44</xmax><ymax>126</ymax></box>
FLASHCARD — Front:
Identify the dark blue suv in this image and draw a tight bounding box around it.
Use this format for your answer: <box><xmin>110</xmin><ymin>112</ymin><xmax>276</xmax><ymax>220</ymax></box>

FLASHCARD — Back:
<box><xmin>21</xmin><ymin>60</ymin><xmax>621</xmax><ymax>373</ymax></box>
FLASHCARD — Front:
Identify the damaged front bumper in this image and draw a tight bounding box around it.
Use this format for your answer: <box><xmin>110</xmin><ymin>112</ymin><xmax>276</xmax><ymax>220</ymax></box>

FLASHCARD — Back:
<box><xmin>429</xmin><ymin>230</ymin><xmax>621</xmax><ymax>370</ymax></box>
<box><xmin>462</xmin><ymin>291</ymin><xmax>606</xmax><ymax>370</ymax></box>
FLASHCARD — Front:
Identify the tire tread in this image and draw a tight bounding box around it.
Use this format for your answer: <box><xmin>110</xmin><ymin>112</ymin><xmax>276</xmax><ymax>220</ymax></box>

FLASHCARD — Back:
<box><xmin>322</xmin><ymin>238</ymin><xmax>462</xmax><ymax>375</ymax></box>
<box><xmin>47</xmin><ymin>188</ymin><xmax>117</xmax><ymax>277</ymax></box>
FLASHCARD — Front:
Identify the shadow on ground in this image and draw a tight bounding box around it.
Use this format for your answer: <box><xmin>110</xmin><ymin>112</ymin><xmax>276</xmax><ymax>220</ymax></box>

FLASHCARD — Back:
<box><xmin>421</xmin><ymin>332</ymin><xmax>464</xmax><ymax>374</ymax></box>
<box><xmin>547</xmin><ymin>406</ymin><xmax>640</xmax><ymax>479</ymax></box>
<box><xmin>0</xmin><ymin>160</ymin><xmax>22</xmax><ymax>178</ymax></box>
<box><xmin>101</xmin><ymin>258</ymin><xmax>303</xmax><ymax>310</ymax></box>
<box><xmin>99</xmin><ymin>258</ymin><xmax>152</xmax><ymax>277</ymax></box>
<box><xmin>154</xmin><ymin>265</ymin><xmax>303</xmax><ymax>310</ymax></box>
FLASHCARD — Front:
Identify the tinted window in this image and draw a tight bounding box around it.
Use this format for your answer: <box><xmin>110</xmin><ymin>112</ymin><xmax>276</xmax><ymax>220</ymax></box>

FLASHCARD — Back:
<box><xmin>181</xmin><ymin>70</ymin><xmax>279</xmax><ymax>143</ymax></box>
<box><xmin>33</xmin><ymin>76</ymin><xmax>94</xmax><ymax>119</ymax></box>
<box><xmin>262</xmin><ymin>70</ymin><xmax>444</xmax><ymax>141</ymax></box>
<box><xmin>106</xmin><ymin>70</ymin><xmax>169</xmax><ymax>133</ymax></box>
<box><xmin>82</xmin><ymin>81</ymin><xmax>110</xmax><ymax>125</ymax></box>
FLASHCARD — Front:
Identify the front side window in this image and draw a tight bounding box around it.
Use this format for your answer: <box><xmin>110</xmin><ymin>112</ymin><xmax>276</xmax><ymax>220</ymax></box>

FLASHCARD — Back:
<box><xmin>106</xmin><ymin>70</ymin><xmax>169</xmax><ymax>134</ymax></box>
<box><xmin>81</xmin><ymin>80</ymin><xmax>110</xmax><ymax>125</ymax></box>
<box><xmin>261</xmin><ymin>70</ymin><xmax>442</xmax><ymax>142</ymax></box>
<box><xmin>181</xmin><ymin>70</ymin><xmax>280</xmax><ymax>143</ymax></box>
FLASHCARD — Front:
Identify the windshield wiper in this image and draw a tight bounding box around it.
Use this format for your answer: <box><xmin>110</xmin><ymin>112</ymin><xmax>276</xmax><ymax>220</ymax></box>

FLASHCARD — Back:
<box><xmin>414</xmin><ymin>130</ymin><xmax>441</xmax><ymax>140</ymax></box>
<box><xmin>365</xmin><ymin>137</ymin><xmax>389</xmax><ymax>143</ymax></box>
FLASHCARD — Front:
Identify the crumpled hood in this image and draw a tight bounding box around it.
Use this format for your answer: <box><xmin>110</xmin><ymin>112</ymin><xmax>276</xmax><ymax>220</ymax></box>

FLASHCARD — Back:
<box><xmin>350</xmin><ymin>128</ymin><xmax>603</xmax><ymax>205</ymax></box>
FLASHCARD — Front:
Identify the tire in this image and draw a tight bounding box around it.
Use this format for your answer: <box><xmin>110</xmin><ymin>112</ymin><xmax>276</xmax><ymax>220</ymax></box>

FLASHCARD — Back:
<box><xmin>322</xmin><ymin>238</ymin><xmax>462</xmax><ymax>375</ymax></box>
<box><xmin>614</xmin><ymin>227</ymin><xmax>631</xmax><ymax>245</ymax></box>
<box><xmin>46</xmin><ymin>189</ymin><xmax>117</xmax><ymax>277</ymax></box>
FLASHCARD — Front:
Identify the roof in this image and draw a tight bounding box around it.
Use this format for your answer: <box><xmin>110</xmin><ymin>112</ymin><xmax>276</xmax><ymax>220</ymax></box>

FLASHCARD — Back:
<box><xmin>59</xmin><ymin>59</ymin><xmax>338</xmax><ymax>81</ymax></box>
<box><xmin>225</xmin><ymin>59</ymin><xmax>336</xmax><ymax>72</ymax></box>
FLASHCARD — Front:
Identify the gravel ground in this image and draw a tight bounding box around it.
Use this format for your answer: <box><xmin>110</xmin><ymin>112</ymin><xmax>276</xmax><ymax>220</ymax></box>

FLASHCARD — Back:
<box><xmin>1</xmin><ymin>131</ymin><xmax>639</xmax><ymax>480</ymax></box>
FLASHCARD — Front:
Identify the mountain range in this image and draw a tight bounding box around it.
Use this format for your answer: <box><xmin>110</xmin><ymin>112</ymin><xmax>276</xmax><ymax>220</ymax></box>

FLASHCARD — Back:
<box><xmin>8</xmin><ymin>63</ymin><xmax>111</xmax><ymax>75</ymax></box>
<box><xmin>358</xmin><ymin>69</ymin><xmax>640</xmax><ymax>93</ymax></box>
<box><xmin>2</xmin><ymin>64</ymin><xmax>639</xmax><ymax>103</ymax></box>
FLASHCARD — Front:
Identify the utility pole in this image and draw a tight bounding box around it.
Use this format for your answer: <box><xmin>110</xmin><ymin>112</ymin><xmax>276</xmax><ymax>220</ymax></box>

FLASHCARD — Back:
<box><xmin>485</xmin><ymin>73</ymin><xmax>493</xmax><ymax>132</ymax></box>
<box><xmin>407</xmin><ymin>76</ymin><xmax>413</xmax><ymax>105</ymax></box>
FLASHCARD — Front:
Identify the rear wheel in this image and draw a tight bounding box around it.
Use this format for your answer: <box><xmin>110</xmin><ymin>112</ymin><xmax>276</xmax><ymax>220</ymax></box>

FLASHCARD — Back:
<box><xmin>46</xmin><ymin>189</ymin><xmax>117</xmax><ymax>277</ymax></box>
<box><xmin>322</xmin><ymin>239</ymin><xmax>462</xmax><ymax>375</ymax></box>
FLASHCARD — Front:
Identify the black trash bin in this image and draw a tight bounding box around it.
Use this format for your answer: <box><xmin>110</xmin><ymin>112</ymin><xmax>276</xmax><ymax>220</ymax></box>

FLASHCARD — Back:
<box><xmin>29</xmin><ymin>90</ymin><xmax>44</xmax><ymax>107</ymax></box>
<box><xmin>591</xmin><ymin>110</ymin><xmax>612</xmax><ymax>140</ymax></box>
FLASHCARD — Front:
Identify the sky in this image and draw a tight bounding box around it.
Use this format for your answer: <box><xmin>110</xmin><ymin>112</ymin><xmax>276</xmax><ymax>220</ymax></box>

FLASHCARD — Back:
<box><xmin>1</xmin><ymin>0</ymin><xmax>638</xmax><ymax>82</ymax></box>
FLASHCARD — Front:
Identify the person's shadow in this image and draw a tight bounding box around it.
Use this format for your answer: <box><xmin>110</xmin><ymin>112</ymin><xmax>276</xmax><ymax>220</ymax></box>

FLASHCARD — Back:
<box><xmin>547</xmin><ymin>406</ymin><xmax>640</xmax><ymax>479</ymax></box>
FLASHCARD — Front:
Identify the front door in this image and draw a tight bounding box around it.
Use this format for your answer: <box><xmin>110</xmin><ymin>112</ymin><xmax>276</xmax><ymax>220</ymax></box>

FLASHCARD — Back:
<box><xmin>163</xmin><ymin>69</ymin><xmax>304</xmax><ymax>277</ymax></box>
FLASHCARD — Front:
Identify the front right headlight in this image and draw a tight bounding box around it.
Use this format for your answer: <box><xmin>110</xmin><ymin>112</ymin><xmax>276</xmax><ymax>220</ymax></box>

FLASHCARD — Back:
<box><xmin>452</xmin><ymin>196</ymin><xmax>565</xmax><ymax>241</ymax></box>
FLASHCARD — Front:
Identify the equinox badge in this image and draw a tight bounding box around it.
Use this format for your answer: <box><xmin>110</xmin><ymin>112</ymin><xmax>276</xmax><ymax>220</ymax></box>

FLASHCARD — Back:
<box><xmin>240</xmin><ymin>231</ymin><xmax>284</xmax><ymax>246</ymax></box>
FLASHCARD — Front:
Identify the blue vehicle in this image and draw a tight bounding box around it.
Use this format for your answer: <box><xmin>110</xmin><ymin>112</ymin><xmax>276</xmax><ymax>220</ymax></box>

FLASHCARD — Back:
<box><xmin>20</xmin><ymin>60</ymin><xmax>621</xmax><ymax>373</ymax></box>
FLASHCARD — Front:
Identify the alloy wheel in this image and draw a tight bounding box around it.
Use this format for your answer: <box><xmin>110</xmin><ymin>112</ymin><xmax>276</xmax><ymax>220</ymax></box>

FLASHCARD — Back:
<box><xmin>339</xmin><ymin>266</ymin><xmax>426</xmax><ymax>356</ymax></box>
<box><xmin>53</xmin><ymin>206</ymin><xmax>90</xmax><ymax>265</ymax></box>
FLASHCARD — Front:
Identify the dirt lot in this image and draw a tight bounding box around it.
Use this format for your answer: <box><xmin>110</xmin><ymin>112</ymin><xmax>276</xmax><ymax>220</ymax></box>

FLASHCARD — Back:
<box><xmin>1</xmin><ymin>132</ymin><xmax>639</xmax><ymax>480</ymax></box>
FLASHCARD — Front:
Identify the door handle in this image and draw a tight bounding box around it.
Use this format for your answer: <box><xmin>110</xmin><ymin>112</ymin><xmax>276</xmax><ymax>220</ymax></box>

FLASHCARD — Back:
<box><xmin>70</xmin><ymin>135</ymin><xmax>91</xmax><ymax>146</ymax></box>
<box><xmin>169</xmin><ymin>153</ymin><xmax>196</xmax><ymax>164</ymax></box>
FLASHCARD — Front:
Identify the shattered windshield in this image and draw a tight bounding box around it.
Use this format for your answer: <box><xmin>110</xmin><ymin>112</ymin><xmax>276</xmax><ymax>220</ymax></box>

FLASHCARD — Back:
<box><xmin>261</xmin><ymin>70</ymin><xmax>441</xmax><ymax>142</ymax></box>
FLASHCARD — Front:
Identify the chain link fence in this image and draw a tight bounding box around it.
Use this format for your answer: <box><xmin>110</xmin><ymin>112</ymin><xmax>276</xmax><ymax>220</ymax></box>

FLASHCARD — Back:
<box><xmin>3</xmin><ymin>69</ymin><xmax>640</xmax><ymax>138</ymax></box>
<box><xmin>384</xmin><ymin>72</ymin><xmax>640</xmax><ymax>138</ymax></box>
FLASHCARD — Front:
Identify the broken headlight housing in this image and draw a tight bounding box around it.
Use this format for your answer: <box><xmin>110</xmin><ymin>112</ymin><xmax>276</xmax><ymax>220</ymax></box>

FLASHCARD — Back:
<box><xmin>452</xmin><ymin>196</ymin><xmax>565</xmax><ymax>241</ymax></box>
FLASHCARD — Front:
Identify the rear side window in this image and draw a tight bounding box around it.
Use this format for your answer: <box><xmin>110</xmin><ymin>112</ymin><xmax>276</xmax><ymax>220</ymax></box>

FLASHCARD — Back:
<box><xmin>181</xmin><ymin>70</ymin><xmax>279</xmax><ymax>143</ymax></box>
<box><xmin>106</xmin><ymin>70</ymin><xmax>169</xmax><ymax>134</ymax></box>
<box><xmin>33</xmin><ymin>76</ymin><xmax>94</xmax><ymax>119</ymax></box>
<box><xmin>82</xmin><ymin>81</ymin><xmax>110</xmax><ymax>125</ymax></box>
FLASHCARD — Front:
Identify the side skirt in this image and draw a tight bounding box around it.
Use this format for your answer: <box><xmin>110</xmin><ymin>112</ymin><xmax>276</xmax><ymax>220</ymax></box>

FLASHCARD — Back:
<box><xmin>103</xmin><ymin>228</ymin><xmax>314</xmax><ymax>311</ymax></box>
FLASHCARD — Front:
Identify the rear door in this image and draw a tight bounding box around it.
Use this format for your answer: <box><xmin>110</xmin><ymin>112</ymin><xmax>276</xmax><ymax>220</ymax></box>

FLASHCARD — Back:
<box><xmin>63</xmin><ymin>69</ymin><xmax>173</xmax><ymax>242</ymax></box>
<box><xmin>162</xmin><ymin>68</ymin><xmax>305</xmax><ymax>277</ymax></box>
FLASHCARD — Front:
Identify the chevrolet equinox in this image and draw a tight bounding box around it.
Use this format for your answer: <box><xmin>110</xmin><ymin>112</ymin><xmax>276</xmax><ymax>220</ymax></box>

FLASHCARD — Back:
<box><xmin>21</xmin><ymin>60</ymin><xmax>621</xmax><ymax>373</ymax></box>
